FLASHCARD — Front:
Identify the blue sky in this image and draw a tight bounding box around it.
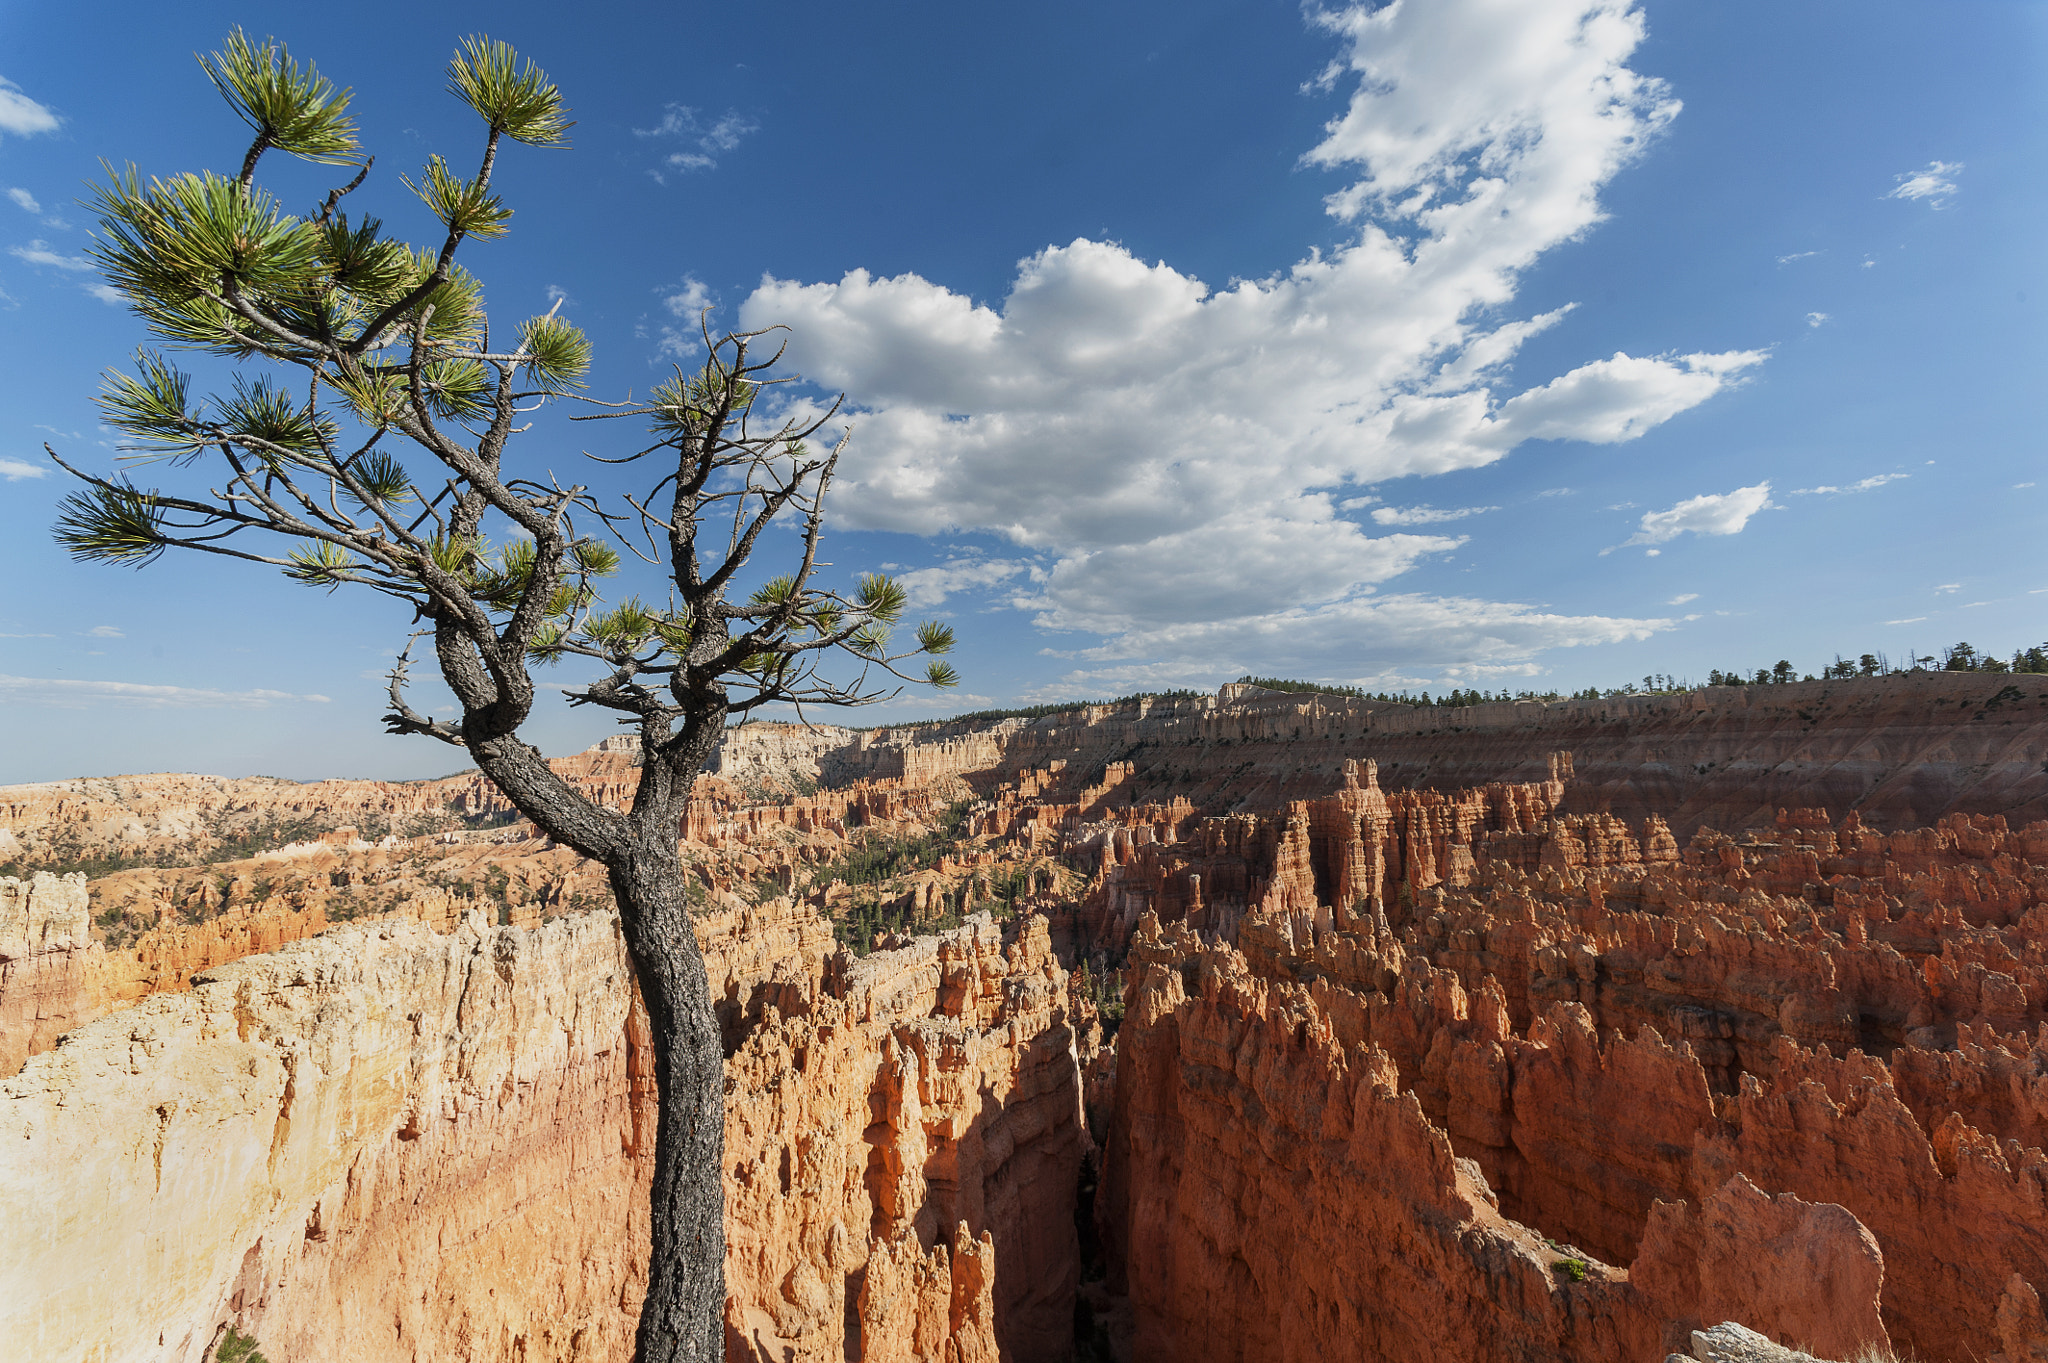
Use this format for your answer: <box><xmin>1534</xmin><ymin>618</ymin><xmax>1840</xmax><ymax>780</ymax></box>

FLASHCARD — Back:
<box><xmin>0</xmin><ymin>0</ymin><xmax>2043</xmax><ymax>782</ymax></box>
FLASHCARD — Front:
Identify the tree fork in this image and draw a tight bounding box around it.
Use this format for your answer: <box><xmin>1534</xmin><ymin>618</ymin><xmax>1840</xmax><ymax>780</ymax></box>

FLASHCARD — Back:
<box><xmin>52</xmin><ymin>32</ymin><xmax>959</xmax><ymax>1360</ymax></box>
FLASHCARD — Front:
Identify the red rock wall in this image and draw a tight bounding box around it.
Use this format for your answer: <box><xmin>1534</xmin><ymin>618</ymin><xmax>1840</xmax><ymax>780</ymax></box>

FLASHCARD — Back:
<box><xmin>1097</xmin><ymin>920</ymin><xmax>1901</xmax><ymax>1363</ymax></box>
<box><xmin>1090</xmin><ymin>788</ymin><xmax>2048</xmax><ymax>1360</ymax></box>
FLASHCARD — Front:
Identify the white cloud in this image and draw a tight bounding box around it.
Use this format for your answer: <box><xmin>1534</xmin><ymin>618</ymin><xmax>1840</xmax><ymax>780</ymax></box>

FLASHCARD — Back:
<box><xmin>1537</xmin><ymin>487</ymin><xmax>1574</xmax><ymax>497</ymax></box>
<box><xmin>0</xmin><ymin>456</ymin><xmax>46</xmax><ymax>480</ymax></box>
<box><xmin>85</xmin><ymin>625</ymin><xmax>123</xmax><ymax>638</ymax></box>
<box><xmin>6</xmin><ymin>187</ymin><xmax>38</xmax><ymax>213</ymax></box>
<box><xmin>8</xmin><ymin>240</ymin><xmax>92</xmax><ymax>271</ymax></box>
<box><xmin>1776</xmin><ymin>250</ymin><xmax>1821</xmax><ymax>265</ymax></box>
<box><xmin>545</xmin><ymin>284</ymin><xmax>571</xmax><ymax>306</ymax></box>
<box><xmin>741</xmin><ymin>0</ymin><xmax>1756</xmax><ymax>677</ymax></box>
<box><xmin>0</xmin><ymin>631</ymin><xmax>54</xmax><ymax>638</ymax></box>
<box><xmin>0</xmin><ymin>79</ymin><xmax>59</xmax><ymax>138</ymax></box>
<box><xmin>1885</xmin><ymin>616</ymin><xmax>1927</xmax><ymax>625</ymax></box>
<box><xmin>1861</xmin><ymin>255</ymin><xmax>1878</xmax><ymax>269</ymax></box>
<box><xmin>84</xmin><ymin>283</ymin><xmax>122</xmax><ymax>305</ymax></box>
<box><xmin>897</xmin><ymin>558</ymin><xmax>1029</xmax><ymax>608</ymax></box>
<box><xmin>635</xmin><ymin>105</ymin><xmax>760</xmax><ymax>180</ymax></box>
<box><xmin>1805</xmin><ymin>312</ymin><xmax>1828</xmax><ymax>328</ymax></box>
<box><xmin>1791</xmin><ymin>473</ymin><xmax>1907</xmax><ymax>496</ymax></box>
<box><xmin>1934</xmin><ymin>583</ymin><xmax>1960</xmax><ymax>594</ymax></box>
<box><xmin>1606</xmin><ymin>481</ymin><xmax>1773</xmax><ymax>553</ymax></box>
<box><xmin>1667</xmin><ymin>592</ymin><xmax>1698</xmax><ymax>605</ymax></box>
<box><xmin>2014</xmin><ymin>482</ymin><xmax>2035</xmax><ymax>490</ymax></box>
<box><xmin>652</xmin><ymin>276</ymin><xmax>716</xmax><ymax>360</ymax></box>
<box><xmin>1030</xmin><ymin>591</ymin><xmax>1671</xmax><ymax>695</ymax></box>
<box><xmin>1369</xmin><ymin>503</ymin><xmax>1498</xmax><ymax>526</ymax></box>
<box><xmin>1886</xmin><ymin>160</ymin><xmax>1962</xmax><ymax>208</ymax></box>
<box><xmin>0</xmin><ymin>676</ymin><xmax>331</xmax><ymax>709</ymax></box>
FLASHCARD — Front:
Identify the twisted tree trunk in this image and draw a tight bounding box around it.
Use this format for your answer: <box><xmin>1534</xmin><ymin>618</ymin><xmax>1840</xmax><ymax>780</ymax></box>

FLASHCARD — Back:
<box><xmin>471</xmin><ymin>722</ymin><xmax>731</xmax><ymax>1361</ymax></box>
<box><xmin>611</xmin><ymin>843</ymin><xmax>727</xmax><ymax>1363</ymax></box>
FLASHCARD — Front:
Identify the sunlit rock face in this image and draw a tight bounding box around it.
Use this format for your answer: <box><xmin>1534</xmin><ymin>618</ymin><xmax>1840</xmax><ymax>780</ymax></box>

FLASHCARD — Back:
<box><xmin>6</xmin><ymin>675</ymin><xmax>2048</xmax><ymax>1362</ymax></box>
<box><xmin>0</xmin><ymin>899</ymin><xmax>1089</xmax><ymax>1363</ymax></box>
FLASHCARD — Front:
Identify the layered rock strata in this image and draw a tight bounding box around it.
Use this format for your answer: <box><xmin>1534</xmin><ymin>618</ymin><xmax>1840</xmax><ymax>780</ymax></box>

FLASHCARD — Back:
<box><xmin>1098</xmin><ymin>922</ymin><xmax>1898</xmax><ymax>1362</ymax></box>
<box><xmin>0</xmin><ymin>871</ymin><xmax>95</xmax><ymax>1074</ymax></box>
<box><xmin>0</xmin><ymin>898</ymin><xmax>1088</xmax><ymax>1363</ymax></box>
<box><xmin>14</xmin><ymin>671</ymin><xmax>2046</xmax><ymax>869</ymax></box>
<box><xmin>1095</xmin><ymin>783</ymin><xmax>2048</xmax><ymax>1361</ymax></box>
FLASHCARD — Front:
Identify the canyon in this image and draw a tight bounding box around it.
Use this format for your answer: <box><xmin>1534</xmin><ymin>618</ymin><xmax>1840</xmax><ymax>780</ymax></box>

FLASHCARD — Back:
<box><xmin>4</xmin><ymin>675</ymin><xmax>2047</xmax><ymax>1361</ymax></box>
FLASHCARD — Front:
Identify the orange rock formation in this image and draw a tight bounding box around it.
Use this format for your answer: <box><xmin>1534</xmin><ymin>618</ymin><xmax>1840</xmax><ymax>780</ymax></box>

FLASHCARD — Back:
<box><xmin>0</xmin><ymin>894</ymin><xmax>1089</xmax><ymax>1363</ymax></box>
<box><xmin>8</xmin><ymin>676</ymin><xmax>2048</xmax><ymax>1361</ymax></box>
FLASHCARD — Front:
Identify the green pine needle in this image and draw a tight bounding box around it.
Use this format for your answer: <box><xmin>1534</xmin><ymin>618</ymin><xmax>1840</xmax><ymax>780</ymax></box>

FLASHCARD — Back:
<box><xmin>54</xmin><ymin>482</ymin><xmax>173</xmax><ymax>567</ymax></box>
<box><xmin>285</xmin><ymin>540</ymin><xmax>358</xmax><ymax>590</ymax></box>
<box><xmin>448</xmin><ymin>37</ymin><xmax>574</xmax><ymax>147</ymax></box>
<box><xmin>97</xmin><ymin>353</ymin><xmax>204</xmax><ymax>460</ymax></box>
<box><xmin>340</xmin><ymin>450</ymin><xmax>414</xmax><ymax>508</ymax></box>
<box><xmin>200</xmin><ymin>29</ymin><xmax>361</xmax><ymax>166</ymax></box>
<box><xmin>404</xmin><ymin>155</ymin><xmax>513</xmax><ymax>240</ymax></box>
<box><xmin>570</xmin><ymin>538</ymin><xmax>619</xmax><ymax>577</ymax></box>
<box><xmin>519</xmin><ymin>315</ymin><xmax>590</xmax><ymax>392</ymax></box>
<box><xmin>856</xmin><ymin>573</ymin><xmax>907</xmax><ymax>625</ymax></box>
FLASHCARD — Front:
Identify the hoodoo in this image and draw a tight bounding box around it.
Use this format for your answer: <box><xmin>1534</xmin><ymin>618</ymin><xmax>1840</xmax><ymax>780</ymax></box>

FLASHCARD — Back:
<box><xmin>4</xmin><ymin>680</ymin><xmax>2048</xmax><ymax>1361</ymax></box>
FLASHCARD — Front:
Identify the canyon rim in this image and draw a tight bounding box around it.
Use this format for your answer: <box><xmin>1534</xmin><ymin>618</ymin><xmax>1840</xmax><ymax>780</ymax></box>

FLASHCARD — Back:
<box><xmin>5</xmin><ymin>678</ymin><xmax>2048</xmax><ymax>1360</ymax></box>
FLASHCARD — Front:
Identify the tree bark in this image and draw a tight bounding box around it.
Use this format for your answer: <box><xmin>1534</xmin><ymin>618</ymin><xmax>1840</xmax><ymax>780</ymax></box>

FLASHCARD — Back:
<box><xmin>611</xmin><ymin>840</ymin><xmax>728</xmax><ymax>1363</ymax></box>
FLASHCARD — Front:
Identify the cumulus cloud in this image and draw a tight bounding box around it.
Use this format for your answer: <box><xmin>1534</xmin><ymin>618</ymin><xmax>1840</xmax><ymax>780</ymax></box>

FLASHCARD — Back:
<box><xmin>1805</xmin><ymin>312</ymin><xmax>1828</xmax><ymax>328</ymax></box>
<box><xmin>737</xmin><ymin>0</ymin><xmax>1754</xmax><ymax>677</ymax></box>
<box><xmin>1667</xmin><ymin>592</ymin><xmax>1698</xmax><ymax>605</ymax></box>
<box><xmin>1369</xmin><ymin>504</ymin><xmax>1498</xmax><ymax>526</ymax></box>
<box><xmin>0</xmin><ymin>456</ymin><xmax>46</xmax><ymax>480</ymax></box>
<box><xmin>0</xmin><ymin>79</ymin><xmax>59</xmax><ymax>138</ymax></box>
<box><xmin>897</xmin><ymin>558</ymin><xmax>1030</xmax><ymax>607</ymax></box>
<box><xmin>1886</xmin><ymin>160</ymin><xmax>1962</xmax><ymax>207</ymax></box>
<box><xmin>0</xmin><ymin>676</ymin><xmax>331</xmax><ymax>709</ymax></box>
<box><xmin>1607</xmin><ymin>482</ymin><xmax>1773</xmax><ymax>553</ymax></box>
<box><xmin>6</xmin><ymin>187</ymin><xmax>38</xmax><ymax>213</ymax></box>
<box><xmin>636</xmin><ymin>105</ymin><xmax>760</xmax><ymax>180</ymax></box>
<box><xmin>1791</xmin><ymin>473</ymin><xmax>1907</xmax><ymax>496</ymax></box>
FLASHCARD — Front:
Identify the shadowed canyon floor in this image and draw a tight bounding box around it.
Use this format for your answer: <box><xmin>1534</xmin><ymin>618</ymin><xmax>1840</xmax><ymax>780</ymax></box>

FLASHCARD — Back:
<box><xmin>3</xmin><ymin>678</ymin><xmax>2047</xmax><ymax>1361</ymax></box>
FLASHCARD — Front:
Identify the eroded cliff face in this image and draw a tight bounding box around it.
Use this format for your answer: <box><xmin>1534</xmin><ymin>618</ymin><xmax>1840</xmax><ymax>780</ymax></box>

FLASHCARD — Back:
<box><xmin>1099</xmin><ymin>923</ymin><xmax>1897</xmax><ymax>1363</ymax></box>
<box><xmin>10</xmin><ymin>677</ymin><xmax>2048</xmax><ymax>1362</ymax></box>
<box><xmin>0</xmin><ymin>871</ymin><xmax>96</xmax><ymax>1074</ymax></box>
<box><xmin>0</xmin><ymin>898</ymin><xmax>1089</xmax><ymax>1363</ymax></box>
<box><xmin>1094</xmin><ymin>788</ymin><xmax>2048</xmax><ymax>1363</ymax></box>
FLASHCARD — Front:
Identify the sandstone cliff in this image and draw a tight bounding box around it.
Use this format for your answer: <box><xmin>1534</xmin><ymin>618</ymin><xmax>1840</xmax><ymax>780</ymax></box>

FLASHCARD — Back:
<box><xmin>0</xmin><ymin>871</ymin><xmax>95</xmax><ymax>1074</ymax></box>
<box><xmin>1092</xmin><ymin>785</ymin><xmax>2048</xmax><ymax>1361</ymax></box>
<box><xmin>1098</xmin><ymin>921</ymin><xmax>1898</xmax><ymax>1362</ymax></box>
<box><xmin>0</xmin><ymin>900</ymin><xmax>1088</xmax><ymax>1363</ymax></box>
<box><xmin>11</xmin><ymin>677</ymin><xmax>2048</xmax><ymax>1362</ymax></box>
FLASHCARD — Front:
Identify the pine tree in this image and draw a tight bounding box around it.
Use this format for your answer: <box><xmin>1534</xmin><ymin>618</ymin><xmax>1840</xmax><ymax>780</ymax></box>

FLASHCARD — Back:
<box><xmin>48</xmin><ymin>33</ymin><xmax>957</xmax><ymax>1361</ymax></box>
